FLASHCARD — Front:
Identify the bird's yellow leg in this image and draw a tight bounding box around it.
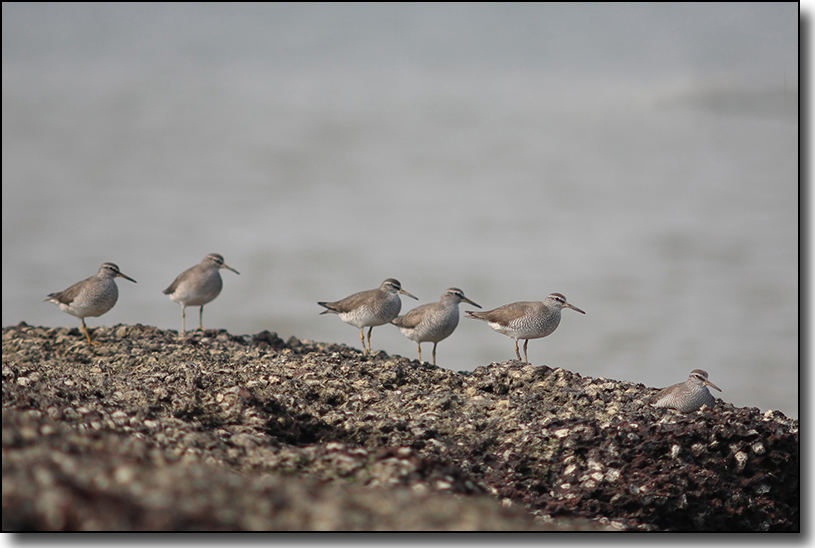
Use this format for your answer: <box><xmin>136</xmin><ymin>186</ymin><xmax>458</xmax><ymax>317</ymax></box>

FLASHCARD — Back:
<box><xmin>82</xmin><ymin>319</ymin><xmax>98</xmax><ymax>346</ymax></box>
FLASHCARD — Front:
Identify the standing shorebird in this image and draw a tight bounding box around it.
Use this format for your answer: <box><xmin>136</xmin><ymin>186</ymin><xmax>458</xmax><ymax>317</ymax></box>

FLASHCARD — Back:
<box><xmin>163</xmin><ymin>253</ymin><xmax>240</xmax><ymax>334</ymax></box>
<box><xmin>392</xmin><ymin>287</ymin><xmax>481</xmax><ymax>365</ymax></box>
<box><xmin>45</xmin><ymin>262</ymin><xmax>137</xmax><ymax>345</ymax></box>
<box><xmin>650</xmin><ymin>369</ymin><xmax>722</xmax><ymax>413</ymax></box>
<box><xmin>465</xmin><ymin>293</ymin><xmax>585</xmax><ymax>363</ymax></box>
<box><xmin>318</xmin><ymin>278</ymin><xmax>417</xmax><ymax>355</ymax></box>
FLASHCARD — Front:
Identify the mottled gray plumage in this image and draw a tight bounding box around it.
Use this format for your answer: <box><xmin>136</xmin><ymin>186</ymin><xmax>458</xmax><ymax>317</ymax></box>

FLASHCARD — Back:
<box><xmin>318</xmin><ymin>278</ymin><xmax>417</xmax><ymax>355</ymax></box>
<box><xmin>651</xmin><ymin>369</ymin><xmax>721</xmax><ymax>413</ymax></box>
<box><xmin>164</xmin><ymin>253</ymin><xmax>239</xmax><ymax>334</ymax></box>
<box><xmin>466</xmin><ymin>293</ymin><xmax>585</xmax><ymax>363</ymax></box>
<box><xmin>392</xmin><ymin>287</ymin><xmax>481</xmax><ymax>365</ymax></box>
<box><xmin>45</xmin><ymin>262</ymin><xmax>137</xmax><ymax>345</ymax></box>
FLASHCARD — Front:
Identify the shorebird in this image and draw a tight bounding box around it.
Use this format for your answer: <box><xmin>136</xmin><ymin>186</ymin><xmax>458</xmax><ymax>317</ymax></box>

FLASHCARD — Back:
<box><xmin>45</xmin><ymin>262</ymin><xmax>137</xmax><ymax>345</ymax></box>
<box><xmin>650</xmin><ymin>369</ymin><xmax>722</xmax><ymax>413</ymax></box>
<box><xmin>465</xmin><ymin>293</ymin><xmax>585</xmax><ymax>363</ymax></box>
<box><xmin>163</xmin><ymin>253</ymin><xmax>240</xmax><ymax>334</ymax></box>
<box><xmin>392</xmin><ymin>287</ymin><xmax>481</xmax><ymax>365</ymax></box>
<box><xmin>318</xmin><ymin>278</ymin><xmax>417</xmax><ymax>355</ymax></box>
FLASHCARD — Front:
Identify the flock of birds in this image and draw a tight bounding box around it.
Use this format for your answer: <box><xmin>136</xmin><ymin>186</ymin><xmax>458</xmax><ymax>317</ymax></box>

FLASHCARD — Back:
<box><xmin>43</xmin><ymin>253</ymin><xmax>723</xmax><ymax>413</ymax></box>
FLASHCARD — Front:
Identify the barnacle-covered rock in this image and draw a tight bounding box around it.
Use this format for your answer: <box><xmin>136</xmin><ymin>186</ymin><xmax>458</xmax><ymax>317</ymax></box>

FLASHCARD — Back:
<box><xmin>2</xmin><ymin>323</ymin><xmax>798</xmax><ymax>531</ymax></box>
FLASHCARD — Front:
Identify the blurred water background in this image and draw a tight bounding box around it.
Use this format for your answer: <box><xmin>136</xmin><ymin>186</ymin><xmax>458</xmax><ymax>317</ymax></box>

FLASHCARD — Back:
<box><xmin>2</xmin><ymin>3</ymin><xmax>798</xmax><ymax>416</ymax></box>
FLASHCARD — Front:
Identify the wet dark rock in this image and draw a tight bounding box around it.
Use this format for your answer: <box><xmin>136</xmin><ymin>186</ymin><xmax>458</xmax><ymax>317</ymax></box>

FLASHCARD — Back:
<box><xmin>2</xmin><ymin>324</ymin><xmax>798</xmax><ymax>531</ymax></box>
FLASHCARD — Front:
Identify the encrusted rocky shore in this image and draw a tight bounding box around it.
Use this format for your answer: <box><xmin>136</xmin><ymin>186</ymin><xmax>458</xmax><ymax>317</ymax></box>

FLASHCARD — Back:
<box><xmin>2</xmin><ymin>323</ymin><xmax>799</xmax><ymax>531</ymax></box>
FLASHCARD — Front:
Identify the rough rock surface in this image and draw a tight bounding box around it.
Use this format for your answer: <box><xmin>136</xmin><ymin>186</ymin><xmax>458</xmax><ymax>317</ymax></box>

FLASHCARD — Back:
<box><xmin>2</xmin><ymin>323</ymin><xmax>799</xmax><ymax>531</ymax></box>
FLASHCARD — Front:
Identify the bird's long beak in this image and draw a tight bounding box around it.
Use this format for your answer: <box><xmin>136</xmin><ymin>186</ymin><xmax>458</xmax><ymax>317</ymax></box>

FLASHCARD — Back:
<box><xmin>221</xmin><ymin>263</ymin><xmax>240</xmax><ymax>275</ymax></box>
<box><xmin>117</xmin><ymin>272</ymin><xmax>137</xmax><ymax>283</ymax></box>
<box><xmin>463</xmin><ymin>297</ymin><xmax>482</xmax><ymax>309</ymax></box>
<box><xmin>704</xmin><ymin>379</ymin><xmax>722</xmax><ymax>392</ymax></box>
<box><xmin>564</xmin><ymin>302</ymin><xmax>585</xmax><ymax>314</ymax></box>
<box><xmin>399</xmin><ymin>288</ymin><xmax>418</xmax><ymax>300</ymax></box>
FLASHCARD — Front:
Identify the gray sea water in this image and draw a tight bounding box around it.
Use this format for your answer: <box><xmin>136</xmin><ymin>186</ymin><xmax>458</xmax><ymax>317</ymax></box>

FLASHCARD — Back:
<box><xmin>2</xmin><ymin>3</ymin><xmax>799</xmax><ymax>417</ymax></box>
